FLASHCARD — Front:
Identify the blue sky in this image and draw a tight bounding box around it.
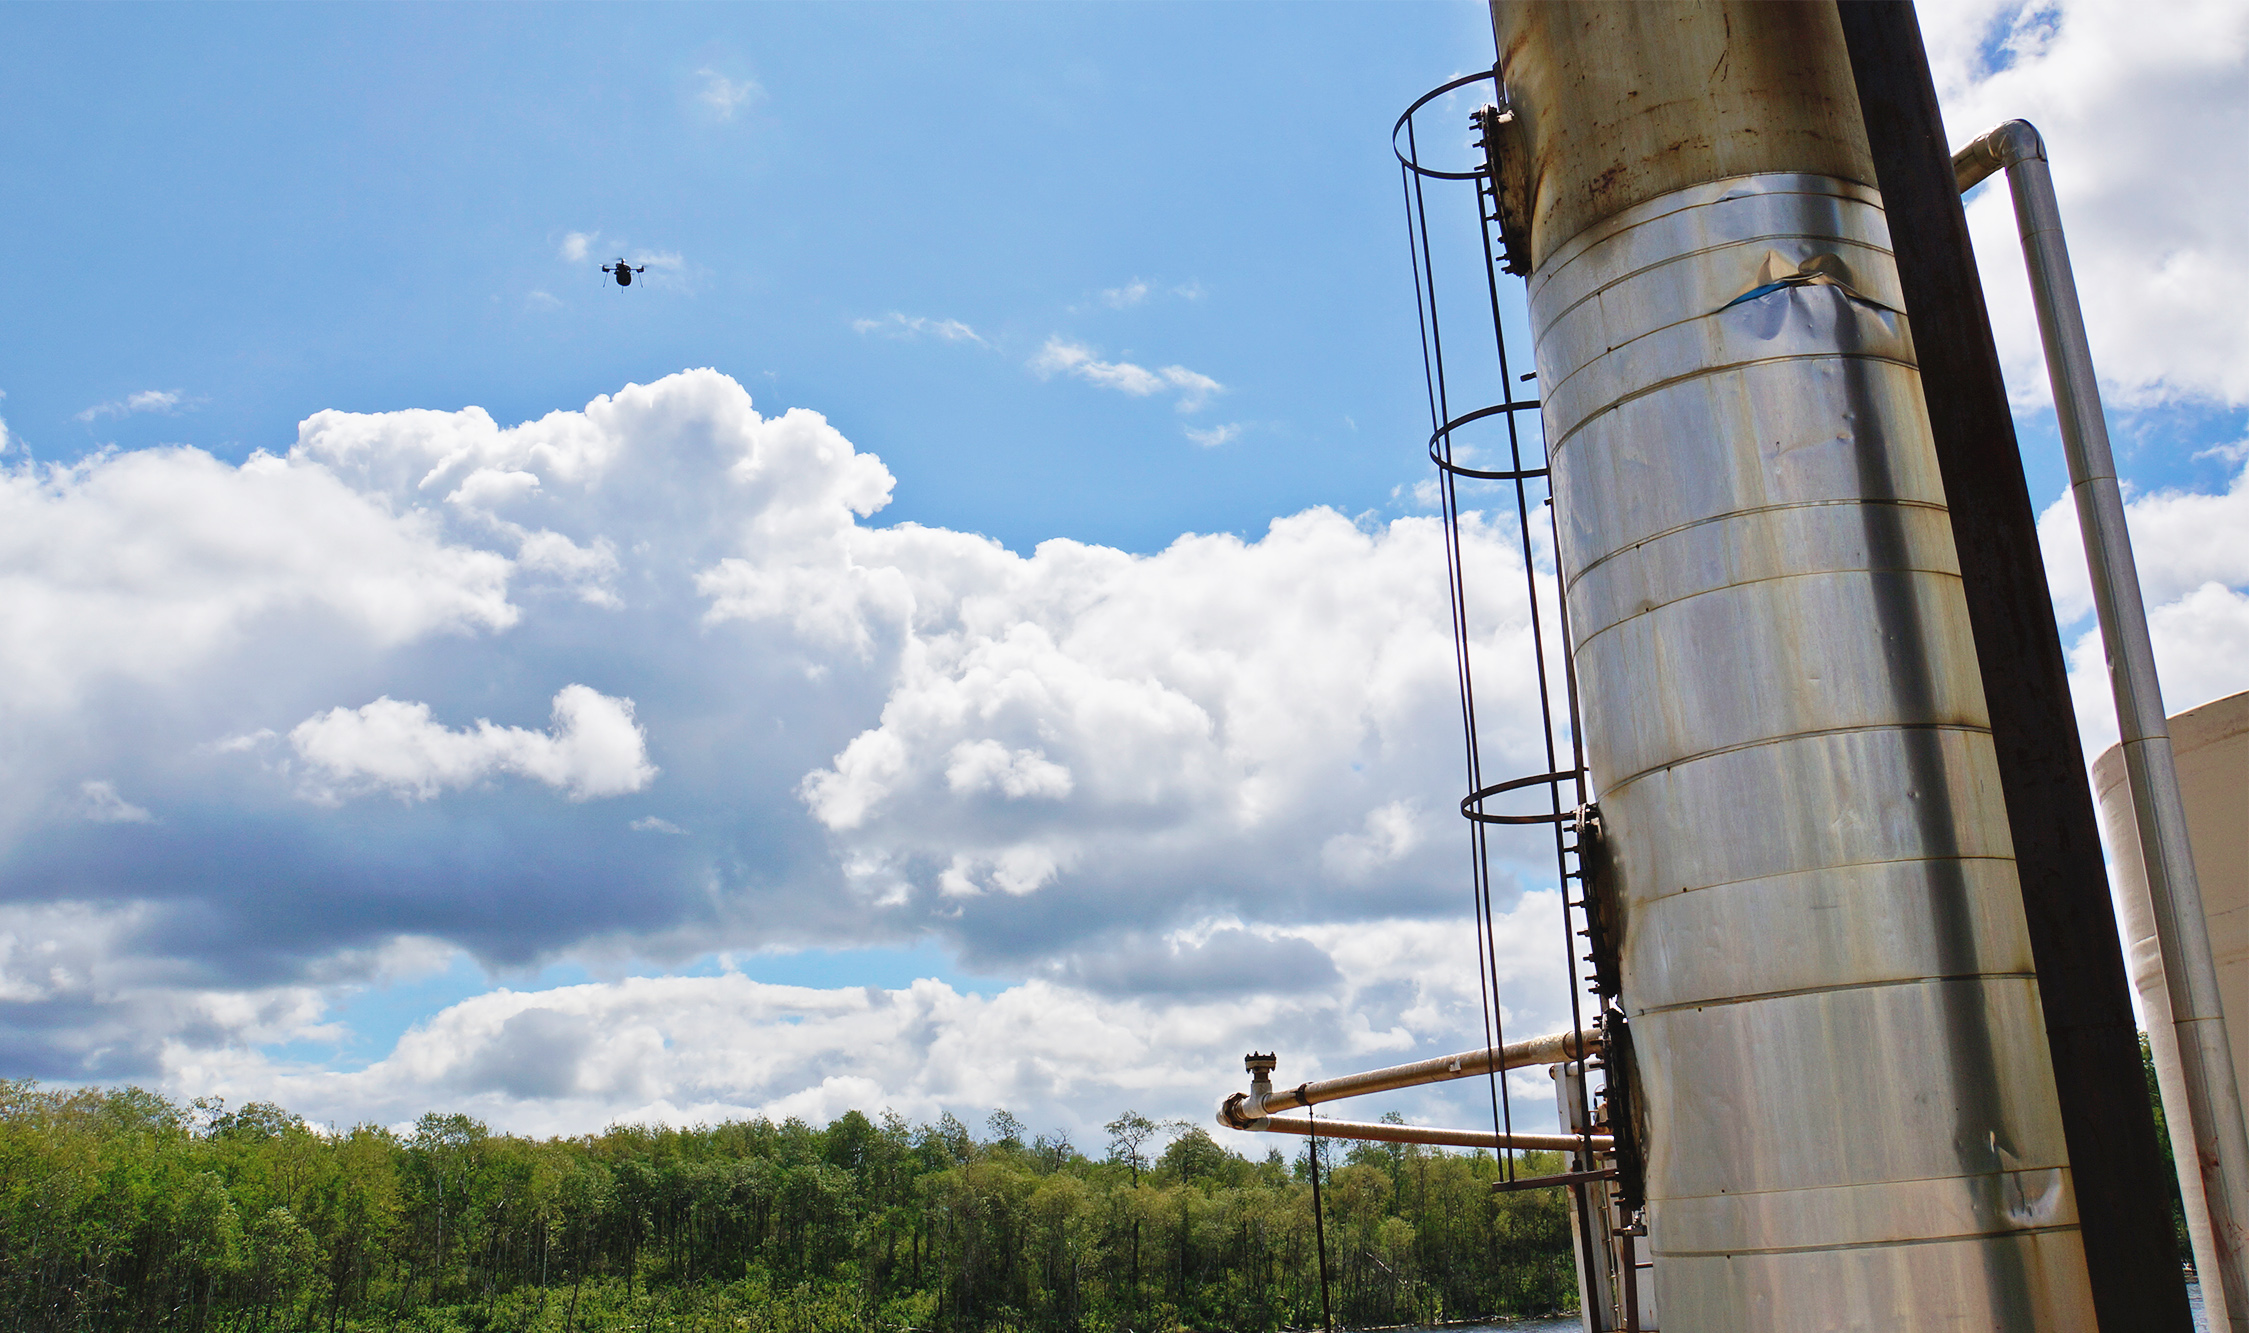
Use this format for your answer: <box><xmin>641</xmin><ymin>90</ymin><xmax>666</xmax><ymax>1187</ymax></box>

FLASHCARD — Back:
<box><xmin>3</xmin><ymin>3</ymin><xmax>1500</xmax><ymax>555</ymax></box>
<box><xmin>1</xmin><ymin>1</ymin><xmax>2245</xmax><ymax>1144</ymax></box>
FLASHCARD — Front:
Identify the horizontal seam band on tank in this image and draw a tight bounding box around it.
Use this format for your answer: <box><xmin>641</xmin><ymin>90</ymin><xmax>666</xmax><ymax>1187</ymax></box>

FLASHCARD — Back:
<box><xmin>1651</xmin><ymin>1222</ymin><xmax>2079</xmax><ymax>1261</ymax></box>
<box><xmin>1632</xmin><ymin>969</ymin><xmax>2041</xmax><ymax>1018</ymax></box>
<box><xmin>1632</xmin><ymin>852</ymin><xmax>2019</xmax><ymax>906</ymax></box>
<box><xmin>1564</xmin><ymin>498</ymin><xmax>1954</xmax><ymax>591</ymax></box>
<box><xmin>1601</xmin><ymin>720</ymin><xmax>1993</xmax><ymax>799</ymax></box>
<box><xmin>1529</xmin><ymin>175</ymin><xmax>1883</xmax><ymax>301</ymax></box>
<box><xmin>1650</xmin><ymin>1162</ymin><xmax>2076</xmax><ymax>1209</ymax></box>
<box><xmin>1546</xmin><ymin>352</ymin><xmax>1921</xmax><ymax>461</ymax></box>
<box><xmin>1539</xmin><ymin>283</ymin><xmax>1908</xmax><ymax>416</ymax></box>
<box><xmin>1567</xmin><ymin>563</ymin><xmax>1967</xmax><ymax>654</ymax></box>
<box><xmin>1529</xmin><ymin>177</ymin><xmax>1885</xmax><ymax>300</ymax></box>
<box><xmin>1533</xmin><ymin>230</ymin><xmax>1899</xmax><ymax>362</ymax></box>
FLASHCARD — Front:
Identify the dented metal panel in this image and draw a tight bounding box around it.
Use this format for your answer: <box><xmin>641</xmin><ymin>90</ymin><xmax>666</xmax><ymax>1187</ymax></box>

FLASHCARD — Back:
<box><xmin>1534</xmin><ymin>165</ymin><xmax>2096</xmax><ymax>1333</ymax></box>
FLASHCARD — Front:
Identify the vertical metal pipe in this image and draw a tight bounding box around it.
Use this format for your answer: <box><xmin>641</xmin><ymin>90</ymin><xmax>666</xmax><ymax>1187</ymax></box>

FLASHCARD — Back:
<box><xmin>1833</xmin><ymin>7</ymin><xmax>2193</xmax><ymax>1328</ymax></box>
<box><xmin>1615</xmin><ymin>1229</ymin><xmax>1639</xmax><ymax>1333</ymax></box>
<box><xmin>1308</xmin><ymin>1111</ymin><xmax>1333</xmax><ymax>1333</ymax></box>
<box><xmin>1959</xmin><ymin>119</ymin><xmax>2249</xmax><ymax>1329</ymax></box>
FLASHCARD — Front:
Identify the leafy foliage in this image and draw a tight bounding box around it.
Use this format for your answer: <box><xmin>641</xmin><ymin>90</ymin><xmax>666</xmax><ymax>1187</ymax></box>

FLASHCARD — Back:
<box><xmin>0</xmin><ymin>1082</ymin><xmax>1574</xmax><ymax>1331</ymax></box>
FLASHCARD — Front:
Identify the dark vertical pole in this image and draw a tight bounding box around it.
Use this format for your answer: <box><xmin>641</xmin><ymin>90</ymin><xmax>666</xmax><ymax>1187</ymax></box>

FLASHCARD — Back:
<box><xmin>1835</xmin><ymin>6</ymin><xmax>2190</xmax><ymax>1330</ymax></box>
<box><xmin>1308</xmin><ymin>1112</ymin><xmax>1334</xmax><ymax>1332</ymax></box>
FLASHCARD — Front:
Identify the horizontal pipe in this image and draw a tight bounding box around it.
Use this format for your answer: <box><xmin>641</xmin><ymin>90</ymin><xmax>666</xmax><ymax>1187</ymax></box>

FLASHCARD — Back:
<box><xmin>1245</xmin><ymin>1113</ymin><xmax>1610</xmax><ymax>1156</ymax></box>
<box><xmin>1247</xmin><ymin>1027</ymin><xmax>1599</xmax><ymax>1118</ymax></box>
<box><xmin>1493</xmin><ymin>1167</ymin><xmax>1619</xmax><ymax>1194</ymax></box>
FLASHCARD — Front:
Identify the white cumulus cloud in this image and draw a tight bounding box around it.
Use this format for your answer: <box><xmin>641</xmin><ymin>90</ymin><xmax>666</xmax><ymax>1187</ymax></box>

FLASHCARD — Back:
<box><xmin>289</xmin><ymin>685</ymin><xmax>656</xmax><ymax>804</ymax></box>
<box><xmin>779</xmin><ymin>501</ymin><xmax>1553</xmax><ymax>929</ymax></box>
<box><xmin>0</xmin><ymin>368</ymin><xmax>1575</xmax><ymax>1130</ymax></box>
<box><xmin>944</xmin><ymin>740</ymin><xmax>1073</xmax><ymax>801</ymax></box>
<box><xmin>0</xmin><ymin>445</ymin><xmax>516</xmax><ymax>709</ymax></box>
<box><xmin>1931</xmin><ymin>0</ymin><xmax>2249</xmax><ymax>407</ymax></box>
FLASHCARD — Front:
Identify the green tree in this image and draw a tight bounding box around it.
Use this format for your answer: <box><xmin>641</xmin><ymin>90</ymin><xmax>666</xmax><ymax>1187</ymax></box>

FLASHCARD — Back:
<box><xmin>244</xmin><ymin>1205</ymin><xmax>324</xmax><ymax>1330</ymax></box>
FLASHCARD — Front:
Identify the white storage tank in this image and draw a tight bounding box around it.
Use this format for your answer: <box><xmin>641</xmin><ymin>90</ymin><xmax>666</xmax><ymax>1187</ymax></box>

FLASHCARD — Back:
<box><xmin>2098</xmin><ymin>688</ymin><xmax>2249</xmax><ymax>1329</ymax></box>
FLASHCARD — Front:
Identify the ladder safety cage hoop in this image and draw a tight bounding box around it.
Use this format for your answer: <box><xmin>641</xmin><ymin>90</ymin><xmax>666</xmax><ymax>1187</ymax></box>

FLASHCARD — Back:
<box><xmin>1394</xmin><ymin>65</ymin><xmax>1618</xmax><ymax>1284</ymax></box>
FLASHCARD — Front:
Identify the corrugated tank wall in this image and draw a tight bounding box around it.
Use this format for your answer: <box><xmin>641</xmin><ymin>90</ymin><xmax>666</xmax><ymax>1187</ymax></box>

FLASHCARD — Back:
<box><xmin>1488</xmin><ymin>4</ymin><xmax>2099</xmax><ymax>1327</ymax></box>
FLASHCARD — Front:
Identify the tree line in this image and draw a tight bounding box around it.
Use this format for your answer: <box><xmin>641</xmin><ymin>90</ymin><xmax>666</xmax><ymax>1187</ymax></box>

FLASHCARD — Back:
<box><xmin>0</xmin><ymin>1080</ymin><xmax>1576</xmax><ymax>1333</ymax></box>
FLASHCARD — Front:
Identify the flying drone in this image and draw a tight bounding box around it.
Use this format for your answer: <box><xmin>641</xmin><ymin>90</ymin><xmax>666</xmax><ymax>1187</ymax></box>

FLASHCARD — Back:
<box><xmin>602</xmin><ymin>258</ymin><xmax>647</xmax><ymax>287</ymax></box>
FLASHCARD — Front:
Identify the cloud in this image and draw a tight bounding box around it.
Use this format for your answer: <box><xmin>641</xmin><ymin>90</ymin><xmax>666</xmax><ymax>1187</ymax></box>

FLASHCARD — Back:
<box><xmin>2039</xmin><ymin>455</ymin><xmax>2249</xmax><ymax>629</ymax></box>
<box><xmin>1087</xmin><ymin>279</ymin><xmax>1200</xmax><ymax>310</ymax></box>
<box><xmin>0</xmin><ymin>901</ymin><xmax>443</xmax><ymax>1080</ymax></box>
<box><xmin>1184</xmin><ymin>423</ymin><xmax>1240</xmax><ymax>449</ymax></box>
<box><xmin>1053</xmin><ymin>926</ymin><xmax>1340</xmax><ymax>999</ymax></box>
<box><xmin>776</xmin><ymin>496</ymin><xmax>1555</xmax><ymax>944</ymax></box>
<box><xmin>2042</xmin><ymin>451</ymin><xmax>2249</xmax><ymax>754</ymax></box>
<box><xmin>0</xmin><ymin>444</ymin><xmax>515</xmax><ymax>709</ymax></box>
<box><xmin>287</xmin><ymin>685</ymin><xmax>657</xmax><ymax>804</ymax></box>
<box><xmin>1031</xmin><ymin>338</ymin><xmax>1164</xmax><ymax>395</ymax></box>
<box><xmin>1030</xmin><ymin>338</ymin><xmax>1223</xmax><ymax>412</ymax></box>
<box><xmin>943</xmin><ymin>741</ymin><xmax>1073</xmax><ymax>801</ymax></box>
<box><xmin>0</xmin><ymin>369</ymin><xmax>1572</xmax><ymax>1131</ymax></box>
<box><xmin>1320</xmin><ymin>801</ymin><xmax>1423</xmax><ymax>881</ymax></box>
<box><xmin>2</xmin><ymin>2</ymin><xmax>2242</xmax><ymax>1145</ymax></box>
<box><xmin>851</xmin><ymin>313</ymin><xmax>988</xmax><ymax>346</ymax></box>
<box><xmin>1931</xmin><ymin>0</ymin><xmax>2249</xmax><ymax>407</ymax></box>
<box><xmin>1161</xmin><ymin>367</ymin><xmax>1221</xmax><ymax>413</ymax></box>
<box><xmin>149</xmin><ymin>897</ymin><xmax>1574</xmax><ymax>1140</ymax></box>
<box><xmin>696</xmin><ymin>68</ymin><xmax>764</xmax><ymax>121</ymax></box>
<box><xmin>75</xmin><ymin>390</ymin><xmax>184</xmax><ymax>423</ymax></box>
<box><xmin>1100</xmin><ymin>280</ymin><xmax>1150</xmax><ymax>309</ymax></box>
<box><xmin>78</xmin><ymin>780</ymin><xmax>152</xmax><ymax>825</ymax></box>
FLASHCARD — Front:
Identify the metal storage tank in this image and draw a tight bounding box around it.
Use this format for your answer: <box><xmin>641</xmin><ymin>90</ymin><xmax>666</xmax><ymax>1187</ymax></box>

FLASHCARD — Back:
<box><xmin>1488</xmin><ymin>2</ymin><xmax>2097</xmax><ymax>1326</ymax></box>
<box><xmin>2099</xmin><ymin>688</ymin><xmax>2249</xmax><ymax>1330</ymax></box>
